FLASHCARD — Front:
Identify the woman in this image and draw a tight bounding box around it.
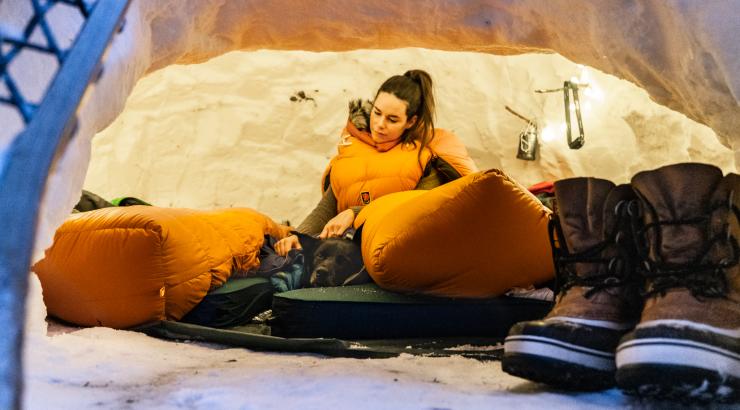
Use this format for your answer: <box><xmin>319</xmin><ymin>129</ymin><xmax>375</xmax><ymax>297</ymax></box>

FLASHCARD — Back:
<box><xmin>275</xmin><ymin>69</ymin><xmax>477</xmax><ymax>256</ymax></box>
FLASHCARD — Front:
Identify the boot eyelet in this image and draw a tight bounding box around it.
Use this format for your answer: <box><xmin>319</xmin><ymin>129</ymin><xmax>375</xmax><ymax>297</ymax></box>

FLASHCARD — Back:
<box><xmin>607</xmin><ymin>257</ymin><xmax>618</xmax><ymax>272</ymax></box>
<box><xmin>627</xmin><ymin>200</ymin><xmax>641</xmax><ymax>217</ymax></box>
<box><xmin>614</xmin><ymin>200</ymin><xmax>625</xmax><ymax>216</ymax></box>
<box><xmin>615</xmin><ymin>232</ymin><xmax>623</xmax><ymax>244</ymax></box>
<box><xmin>604</xmin><ymin>276</ymin><xmax>619</xmax><ymax>286</ymax></box>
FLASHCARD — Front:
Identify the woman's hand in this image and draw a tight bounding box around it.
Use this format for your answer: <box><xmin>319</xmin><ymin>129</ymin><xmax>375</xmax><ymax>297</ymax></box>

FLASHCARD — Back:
<box><xmin>319</xmin><ymin>209</ymin><xmax>356</xmax><ymax>239</ymax></box>
<box><xmin>274</xmin><ymin>234</ymin><xmax>301</xmax><ymax>257</ymax></box>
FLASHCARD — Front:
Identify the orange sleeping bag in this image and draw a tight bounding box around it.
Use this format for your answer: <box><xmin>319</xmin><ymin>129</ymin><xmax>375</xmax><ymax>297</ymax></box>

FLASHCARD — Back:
<box><xmin>33</xmin><ymin>206</ymin><xmax>289</xmax><ymax>328</ymax></box>
<box><xmin>354</xmin><ymin>169</ymin><xmax>555</xmax><ymax>298</ymax></box>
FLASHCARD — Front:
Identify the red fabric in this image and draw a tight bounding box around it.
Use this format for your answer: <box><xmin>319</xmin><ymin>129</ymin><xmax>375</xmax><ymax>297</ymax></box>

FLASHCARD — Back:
<box><xmin>527</xmin><ymin>181</ymin><xmax>554</xmax><ymax>195</ymax></box>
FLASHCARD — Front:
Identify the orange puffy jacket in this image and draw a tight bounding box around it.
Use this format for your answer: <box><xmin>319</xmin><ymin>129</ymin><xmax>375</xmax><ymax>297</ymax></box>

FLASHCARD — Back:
<box><xmin>323</xmin><ymin>121</ymin><xmax>478</xmax><ymax>212</ymax></box>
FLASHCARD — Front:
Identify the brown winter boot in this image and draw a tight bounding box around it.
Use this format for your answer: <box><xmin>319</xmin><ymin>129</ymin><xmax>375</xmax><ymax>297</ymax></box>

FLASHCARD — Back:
<box><xmin>503</xmin><ymin>177</ymin><xmax>644</xmax><ymax>390</ymax></box>
<box><xmin>616</xmin><ymin>163</ymin><xmax>740</xmax><ymax>403</ymax></box>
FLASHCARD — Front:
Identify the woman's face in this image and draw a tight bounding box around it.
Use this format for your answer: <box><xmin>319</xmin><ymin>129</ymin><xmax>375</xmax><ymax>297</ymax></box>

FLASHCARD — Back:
<box><xmin>370</xmin><ymin>92</ymin><xmax>417</xmax><ymax>145</ymax></box>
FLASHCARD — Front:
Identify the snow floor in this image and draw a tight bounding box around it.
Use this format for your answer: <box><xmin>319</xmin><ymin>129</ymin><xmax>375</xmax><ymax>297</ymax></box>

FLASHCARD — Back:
<box><xmin>22</xmin><ymin>320</ymin><xmax>729</xmax><ymax>409</ymax></box>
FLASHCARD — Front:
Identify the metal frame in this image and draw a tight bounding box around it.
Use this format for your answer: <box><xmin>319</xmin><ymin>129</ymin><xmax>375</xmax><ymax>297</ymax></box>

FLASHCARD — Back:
<box><xmin>0</xmin><ymin>0</ymin><xmax>94</xmax><ymax>122</ymax></box>
<box><xmin>0</xmin><ymin>1</ymin><xmax>129</xmax><ymax>408</ymax></box>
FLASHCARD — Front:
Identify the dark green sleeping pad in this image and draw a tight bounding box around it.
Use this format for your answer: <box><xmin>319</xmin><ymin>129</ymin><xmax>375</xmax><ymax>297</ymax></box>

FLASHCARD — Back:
<box><xmin>271</xmin><ymin>284</ymin><xmax>552</xmax><ymax>339</ymax></box>
<box><xmin>142</xmin><ymin>279</ymin><xmax>552</xmax><ymax>359</ymax></box>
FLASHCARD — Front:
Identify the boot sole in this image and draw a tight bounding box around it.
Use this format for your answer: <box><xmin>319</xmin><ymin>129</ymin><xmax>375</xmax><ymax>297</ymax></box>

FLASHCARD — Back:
<box><xmin>616</xmin><ymin>337</ymin><xmax>740</xmax><ymax>403</ymax></box>
<box><xmin>503</xmin><ymin>334</ymin><xmax>615</xmax><ymax>390</ymax></box>
<box><xmin>502</xmin><ymin>352</ymin><xmax>614</xmax><ymax>391</ymax></box>
<box><xmin>616</xmin><ymin>363</ymin><xmax>739</xmax><ymax>403</ymax></box>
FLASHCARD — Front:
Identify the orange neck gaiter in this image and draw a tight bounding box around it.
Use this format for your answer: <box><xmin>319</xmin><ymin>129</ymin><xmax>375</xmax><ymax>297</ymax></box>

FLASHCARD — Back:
<box><xmin>345</xmin><ymin>120</ymin><xmax>402</xmax><ymax>152</ymax></box>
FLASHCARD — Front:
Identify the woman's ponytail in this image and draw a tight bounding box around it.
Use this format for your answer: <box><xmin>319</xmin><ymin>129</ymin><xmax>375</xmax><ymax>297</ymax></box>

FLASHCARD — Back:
<box><xmin>402</xmin><ymin>69</ymin><xmax>435</xmax><ymax>151</ymax></box>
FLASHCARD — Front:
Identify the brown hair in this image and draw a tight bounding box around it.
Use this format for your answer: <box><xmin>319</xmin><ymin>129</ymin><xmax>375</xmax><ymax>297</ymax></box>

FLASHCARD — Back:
<box><xmin>374</xmin><ymin>69</ymin><xmax>436</xmax><ymax>164</ymax></box>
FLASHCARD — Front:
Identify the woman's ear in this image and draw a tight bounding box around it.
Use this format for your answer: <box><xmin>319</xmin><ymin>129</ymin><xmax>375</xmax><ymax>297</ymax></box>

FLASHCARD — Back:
<box><xmin>405</xmin><ymin>115</ymin><xmax>418</xmax><ymax>130</ymax></box>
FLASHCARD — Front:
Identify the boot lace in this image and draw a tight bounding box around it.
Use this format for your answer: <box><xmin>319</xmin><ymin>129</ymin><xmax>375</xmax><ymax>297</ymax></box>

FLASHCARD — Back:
<box><xmin>549</xmin><ymin>200</ymin><xmax>638</xmax><ymax>299</ymax></box>
<box><xmin>631</xmin><ymin>195</ymin><xmax>739</xmax><ymax>299</ymax></box>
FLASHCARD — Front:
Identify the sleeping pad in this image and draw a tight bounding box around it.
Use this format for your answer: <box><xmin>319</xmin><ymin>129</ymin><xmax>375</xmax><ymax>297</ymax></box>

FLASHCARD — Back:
<box><xmin>139</xmin><ymin>282</ymin><xmax>553</xmax><ymax>360</ymax></box>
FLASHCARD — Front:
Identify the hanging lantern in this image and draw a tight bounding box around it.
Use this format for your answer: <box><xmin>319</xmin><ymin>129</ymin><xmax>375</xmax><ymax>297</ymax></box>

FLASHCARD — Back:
<box><xmin>517</xmin><ymin>120</ymin><xmax>538</xmax><ymax>161</ymax></box>
<box><xmin>505</xmin><ymin>105</ymin><xmax>539</xmax><ymax>161</ymax></box>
